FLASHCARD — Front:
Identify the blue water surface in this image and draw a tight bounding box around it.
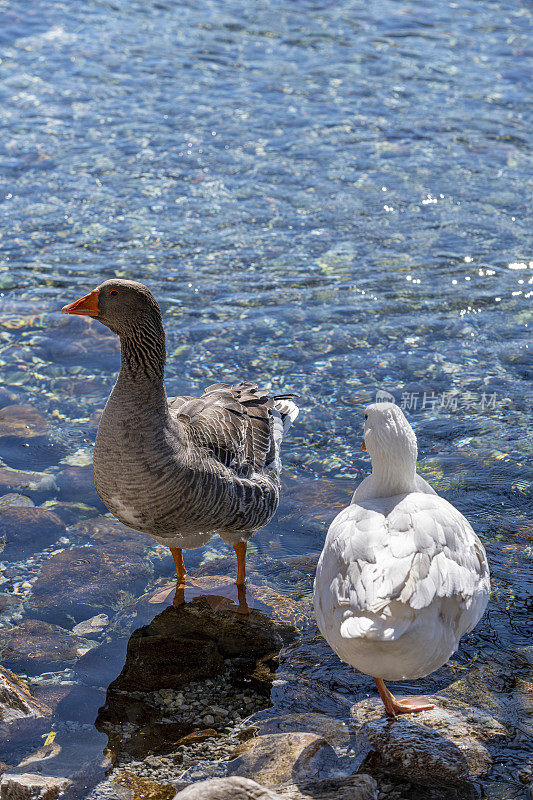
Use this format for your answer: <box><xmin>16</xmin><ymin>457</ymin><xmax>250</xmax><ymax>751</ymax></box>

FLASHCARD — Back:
<box><xmin>0</xmin><ymin>0</ymin><xmax>531</xmax><ymax>796</ymax></box>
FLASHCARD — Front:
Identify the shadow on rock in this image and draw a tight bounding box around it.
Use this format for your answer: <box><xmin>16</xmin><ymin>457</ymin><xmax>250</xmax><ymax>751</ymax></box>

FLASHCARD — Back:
<box><xmin>96</xmin><ymin>595</ymin><xmax>296</xmax><ymax>762</ymax></box>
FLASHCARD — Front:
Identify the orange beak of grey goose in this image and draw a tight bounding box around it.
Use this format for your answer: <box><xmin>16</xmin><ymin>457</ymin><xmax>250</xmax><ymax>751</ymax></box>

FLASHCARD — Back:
<box><xmin>361</xmin><ymin>440</ymin><xmax>366</xmax><ymax>451</ymax></box>
<box><xmin>61</xmin><ymin>289</ymin><xmax>99</xmax><ymax>317</ymax></box>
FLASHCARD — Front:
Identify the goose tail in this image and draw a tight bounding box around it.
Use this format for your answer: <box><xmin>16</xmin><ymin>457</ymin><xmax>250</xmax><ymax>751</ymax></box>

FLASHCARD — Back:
<box><xmin>273</xmin><ymin>395</ymin><xmax>299</xmax><ymax>433</ymax></box>
<box><xmin>271</xmin><ymin>396</ymin><xmax>299</xmax><ymax>474</ymax></box>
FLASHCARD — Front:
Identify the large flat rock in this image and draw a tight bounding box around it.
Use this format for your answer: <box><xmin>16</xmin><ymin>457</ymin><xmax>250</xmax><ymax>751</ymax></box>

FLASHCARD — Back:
<box><xmin>173</xmin><ymin>775</ymin><xmax>377</xmax><ymax>800</ymax></box>
<box><xmin>174</xmin><ymin>777</ymin><xmax>282</xmax><ymax>799</ymax></box>
<box><xmin>351</xmin><ymin>695</ymin><xmax>506</xmax><ymax>786</ymax></box>
<box><xmin>226</xmin><ymin>733</ymin><xmax>337</xmax><ymax>787</ymax></box>
<box><xmin>0</xmin><ymin>773</ymin><xmax>70</xmax><ymax>800</ymax></box>
<box><xmin>110</xmin><ymin>597</ymin><xmax>295</xmax><ymax>693</ymax></box>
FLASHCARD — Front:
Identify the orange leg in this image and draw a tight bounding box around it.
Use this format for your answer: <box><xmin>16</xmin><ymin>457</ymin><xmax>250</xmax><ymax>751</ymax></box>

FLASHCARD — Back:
<box><xmin>233</xmin><ymin>541</ymin><xmax>247</xmax><ymax>586</ymax></box>
<box><xmin>170</xmin><ymin>547</ymin><xmax>187</xmax><ymax>606</ymax></box>
<box><xmin>374</xmin><ymin>677</ymin><xmax>435</xmax><ymax>716</ymax></box>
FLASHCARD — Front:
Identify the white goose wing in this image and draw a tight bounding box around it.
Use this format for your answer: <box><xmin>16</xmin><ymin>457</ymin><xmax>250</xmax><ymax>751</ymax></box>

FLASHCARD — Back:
<box><xmin>314</xmin><ymin>492</ymin><xmax>490</xmax><ymax>643</ymax></box>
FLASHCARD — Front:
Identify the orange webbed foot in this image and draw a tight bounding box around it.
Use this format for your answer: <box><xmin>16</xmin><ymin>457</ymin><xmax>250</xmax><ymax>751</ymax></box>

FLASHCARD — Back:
<box><xmin>374</xmin><ymin>677</ymin><xmax>435</xmax><ymax>717</ymax></box>
<box><xmin>385</xmin><ymin>695</ymin><xmax>435</xmax><ymax>716</ymax></box>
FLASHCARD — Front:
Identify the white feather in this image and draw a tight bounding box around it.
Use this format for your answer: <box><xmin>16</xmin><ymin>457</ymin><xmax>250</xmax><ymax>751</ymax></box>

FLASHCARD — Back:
<box><xmin>313</xmin><ymin>402</ymin><xmax>490</xmax><ymax>682</ymax></box>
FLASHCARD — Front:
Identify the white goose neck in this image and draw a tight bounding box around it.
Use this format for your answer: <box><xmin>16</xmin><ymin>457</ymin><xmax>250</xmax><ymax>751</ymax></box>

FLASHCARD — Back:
<box><xmin>369</xmin><ymin>452</ymin><xmax>417</xmax><ymax>498</ymax></box>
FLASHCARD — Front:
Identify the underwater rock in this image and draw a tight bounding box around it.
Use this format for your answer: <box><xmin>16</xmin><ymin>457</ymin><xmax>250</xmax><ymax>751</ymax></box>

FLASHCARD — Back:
<box><xmin>39</xmin><ymin>501</ymin><xmax>99</xmax><ymax>526</ymax></box>
<box><xmin>351</xmin><ymin>696</ymin><xmax>506</xmax><ymax>786</ymax></box>
<box><xmin>0</xmin><ymin>594</ymin><xmax>19</xmax><ymax>613</ymax></box>
<box><xmin>70</xmin><ymin>515</ymin><xmax>151</xmax><ymax>552</ymax></box>
<box><xmin>0</xmin><ymin>494</ymin><xmax>34</xmax><ymax>509</ymax></box>
<box><xmin>34</xmin><ymin>316</ymin><xmax>118</xmax><ymax>368</ymax></box>
<box><xmin>54</xmin><ymin>466</ymin><xmax>105</xmax><ymax>510</ymax></box>
<box><xmin>72</xmin><ymin>614</ymin><xmax>109</xmax><ymax>637</ymax></box>
<box><xmin>226</xmin><ymin>732</ymin><xmax>337</xmax><ymax>787</ymax></box>
<box><xmin>0</xmin><ymin>406</ymin><xmax>49</xmax><ymax>439</ymax></box>
<box><xmin>0</xmin><ymin>390</ymin><xmax>19</xmax><ymax>408</ymax></box>
<box><xmin>0</xmin><ymin>620</ymin><xmax>97</xmax><ymax>674</ymax></box>
<box><xmin>0</xmin><ymin>773</ymin><xmax>70</xmax><ymax>800</ymax></box>
<box><xmin>0</xmin><ymin>507</ymin><xmax>66</xmax><ymax>560</ymax></box>
<box><xmin>0</xmin><ymin>468</ymin><xmax>56</xmax><ymax>499</ymax></box>
<box><xmin>438</xmin><ymin>649</ymin><xmax>533</xmax><ymax>736</ymax></box>
<box><xmin>278</xmin><ymin>479</ymin><xmax>353</xmax><ymax>534</ymax></box>
<box><xmin>0</xmin><ymin>406</ymin><xmax>59</xmax><ymax>471</ymax></box>
<box><xmin>27</xmin><ymin>544</ymin><xmax>152</xmax><ymax>625</ymax></box>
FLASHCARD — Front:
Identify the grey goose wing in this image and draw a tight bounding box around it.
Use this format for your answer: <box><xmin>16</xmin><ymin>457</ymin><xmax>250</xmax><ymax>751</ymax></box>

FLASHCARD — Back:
<box><xmin>169</xmin><ymin>382</ymin><xmax>277</xmax><ymax>475</ymax></box>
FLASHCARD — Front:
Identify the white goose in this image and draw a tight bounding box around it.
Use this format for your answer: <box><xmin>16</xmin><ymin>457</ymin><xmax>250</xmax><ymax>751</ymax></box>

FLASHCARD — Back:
<box><xmin>313</xmin><ymin>402</ymin><xmax>490</xmax><ymax>715</ymax></box>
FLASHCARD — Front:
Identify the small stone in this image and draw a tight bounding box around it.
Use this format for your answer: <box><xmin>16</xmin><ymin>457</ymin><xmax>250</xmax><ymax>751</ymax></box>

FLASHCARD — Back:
<box><xmin>72</xmin><ymin>614</ymin><xmax>109</xmax><ymax>636</ymax></box>
<box><xmin>203</xmin><ymin>715</ymin><xmax>215</xmax><ymax>725</ymax></box>
<box><xmin>211</xmin><ymin>706</ymin><xmax>228</xmax><ymax>717</ymax></box>
<box><xmin>144</xmin><ymin>756</ymin><xmax>163</xmax><ymax>768</ymax></box>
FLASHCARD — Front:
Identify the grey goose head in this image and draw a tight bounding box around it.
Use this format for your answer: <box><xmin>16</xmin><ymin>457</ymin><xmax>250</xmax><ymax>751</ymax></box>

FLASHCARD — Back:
<box><xmin>62</xmin><ymin>279</ymin><xmax>166</xmax><ymax>380</ymax></box>
<box><xmin>62</xmin><ymin>279</ymin><xmax>162</xmax><ymax>337</ymax></box>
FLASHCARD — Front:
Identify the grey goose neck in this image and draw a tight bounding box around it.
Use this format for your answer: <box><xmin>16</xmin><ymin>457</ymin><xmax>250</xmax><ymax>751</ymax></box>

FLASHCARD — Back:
<box><xmin>118</xmin><ymin>309</ymin><xmax>166</xmax><ymax>385</ymax></box>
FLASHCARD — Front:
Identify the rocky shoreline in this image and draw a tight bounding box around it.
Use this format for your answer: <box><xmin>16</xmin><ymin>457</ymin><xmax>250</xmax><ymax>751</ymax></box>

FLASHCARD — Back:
<box><xmin>0</xmin><ymin>419</ymin><xmax>530</xmax><ymax>800</ymax></box>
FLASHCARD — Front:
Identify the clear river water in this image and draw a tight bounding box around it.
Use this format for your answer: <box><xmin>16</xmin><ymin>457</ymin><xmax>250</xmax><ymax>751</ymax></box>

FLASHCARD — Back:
<box><xmin>0</xmin><ymin>0</ymin><xmax>531</xmax><ymax>797</ymax></box>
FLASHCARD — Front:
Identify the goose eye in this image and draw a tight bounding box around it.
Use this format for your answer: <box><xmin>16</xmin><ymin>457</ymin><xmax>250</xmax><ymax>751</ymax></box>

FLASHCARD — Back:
<box><xmin>110</xmin><ymin>289</ymin><xmax>119</xmax><ymax>296</ymax></box>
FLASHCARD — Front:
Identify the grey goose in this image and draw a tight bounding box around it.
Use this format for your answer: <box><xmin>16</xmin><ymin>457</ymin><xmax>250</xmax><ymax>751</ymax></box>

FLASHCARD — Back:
<box><xmin>62</xmin><ymin>279</ymin><xmax>298</xmax><ymax>608</ymax></box>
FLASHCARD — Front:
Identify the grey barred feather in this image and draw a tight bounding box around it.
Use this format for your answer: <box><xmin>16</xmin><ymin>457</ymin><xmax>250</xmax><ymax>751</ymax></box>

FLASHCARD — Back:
<box><xmin>90</xmin><ymin>281</ymin><xmax>299</xmax><ymax>551</ymax></box>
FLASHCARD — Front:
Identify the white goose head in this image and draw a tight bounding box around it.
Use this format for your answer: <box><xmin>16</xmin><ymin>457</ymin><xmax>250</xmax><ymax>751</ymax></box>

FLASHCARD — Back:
<box><xmin>362</xmin><ymin>402</ymin><xmax>418</xmax><ymax>495</ymax></box>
